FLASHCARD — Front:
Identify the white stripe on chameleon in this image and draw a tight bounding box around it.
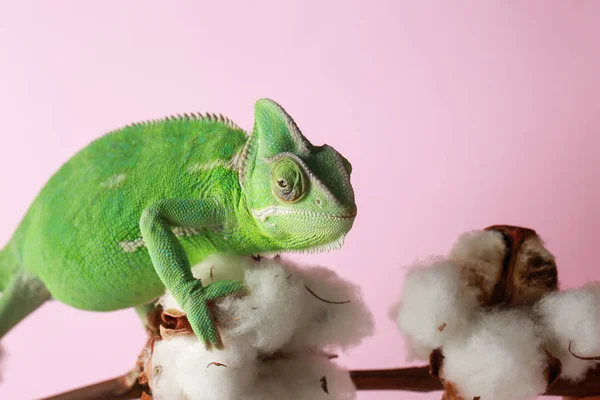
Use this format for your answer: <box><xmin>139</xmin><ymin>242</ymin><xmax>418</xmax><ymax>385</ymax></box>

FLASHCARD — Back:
<box><xmin>100</xmin><ymin>173</ymin><xmax>126</xmax><ymax>189</ymax></box>
<box><xmin>186</xmin><ymin>151</ymin><xmax>243</xmax><ymax>174</ymax></box>
<box><xmin>172</xmin><ymin>227</ymin><xmax>202</xmax><ymax>237</ymax></box>
<box><xmin>252</xmin><ymin>206</ymin><xmax>357</xmax><ymax>222</ymax></box>
<box><xmin>119</xmin><ymin>237</ymin><xmax>144</xmax><ymax>253</ymax></box>
<box><xmin>122</xmin><ymin>151</ymin><xmax>242</xmax><ymax>253</ymax></box>
<box><xmin>119</xmin><ymin>227</ymin><xmax>203</xmax><ymax>253</ymax></box>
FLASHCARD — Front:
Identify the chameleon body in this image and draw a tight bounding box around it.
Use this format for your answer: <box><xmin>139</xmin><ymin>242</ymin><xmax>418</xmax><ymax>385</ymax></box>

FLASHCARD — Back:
<box><xmin>0</xmin><ymin>99</ymin><xmax>356</xmax><ymax>349</ymax></box>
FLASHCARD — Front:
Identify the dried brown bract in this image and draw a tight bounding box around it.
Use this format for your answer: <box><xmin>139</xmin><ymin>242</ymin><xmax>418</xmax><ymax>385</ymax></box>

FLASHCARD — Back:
<box><xmin>159</xmin><ymin>308</ymin><xmax>194</xmax><ymax>339</ymax></box>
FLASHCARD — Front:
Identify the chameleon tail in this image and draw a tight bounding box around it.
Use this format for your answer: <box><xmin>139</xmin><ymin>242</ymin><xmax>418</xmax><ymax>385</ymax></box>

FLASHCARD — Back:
<box><xmin>0</xmin><ymin>246</ymin><xmax>18</xmax><ymax>292</ymax></box>
<box><xmin>0</xmin><ymin>246</ymin><xmax>50</xmax><ymax>339</ymax></box>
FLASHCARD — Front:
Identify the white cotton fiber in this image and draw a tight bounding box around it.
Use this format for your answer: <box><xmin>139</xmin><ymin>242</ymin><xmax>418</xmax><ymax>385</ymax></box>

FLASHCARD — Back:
<box><xmin>148</xmin><ymin>334</ymin><xmax>259</xmax><ymax>400</ymax></box>
<box><xmin>146</xmin><ymin>337</ymin><xmax>191</xmax><ymax>400</ymax></box>
<box><xmin>448</xmin><ymin>229</ymin><xmax>506</xmax><ymax>266</ymax></box>
<box><xmin>148</xmin><ymin>254</ymin><xmax>371</xmax><ymax>399</ymax></box>
<box><xmin>158</xmin><ymin>254</ymin><xmax>248</xmax><ymax>311</ymax></box>
<box><xmin>178</xmin><ymin>336</ymin><xmax>259</xmax><ymax>400</ymax></box>
<box><xmin>535</xmin><ymin>283</ymin><xmax>600</xmax><ymax>381</ymax></box>
<box><xmin>216</xmin><ymin>258</ymin><xmax>304</xmax><ymax>353</ymax></box>
<box><xmin>448</xmin><ymin>230</ymin><xmax>506</xmax><ymax>303</ymax></box>
<box><xmin>395</xmin><ymin>259</ymin><xmax>479</xmax><ymax>357</ymax></box>
<box><xmin>283</xmin><ymin>264</ymin><xmax>374</xmax><ymax>351</ymax></box>
<box><xmin>243</xmin><ymin>354</ymin><xmax>356</xmax><ymax>400</ymax></box>
<box><xmin>441</xmin><ymin>310</ymin><xmax>548</xmax><ymax>400</ymax></box>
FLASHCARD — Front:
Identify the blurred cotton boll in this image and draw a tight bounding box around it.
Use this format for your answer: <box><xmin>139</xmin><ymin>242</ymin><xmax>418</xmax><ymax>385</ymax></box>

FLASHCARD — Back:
<box><xmin>395</xmin><ymin>259</ymin><xmax>480</xmax><ymax>359</ymax></box>
<box><xmin>438</xmin><ymin>310</ymin><xmax>549</xmax><ymax>400</ymax></box>
<box><xmin>535</xmin><ymin>283</ymin><xmax>600</xmax><ymax>381</ymax></box>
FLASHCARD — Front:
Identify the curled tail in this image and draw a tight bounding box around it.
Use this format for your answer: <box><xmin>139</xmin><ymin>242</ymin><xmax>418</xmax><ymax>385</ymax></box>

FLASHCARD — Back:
<box><xmin>0</xmin><ymin>245</ymin><xmax>50</xmax><ymax>339</ymax></box>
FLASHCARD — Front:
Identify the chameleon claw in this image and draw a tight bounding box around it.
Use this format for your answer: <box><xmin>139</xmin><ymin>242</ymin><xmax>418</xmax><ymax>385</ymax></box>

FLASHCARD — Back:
<box><xmin>185</xmin><ymin>279</ymin><xmax>248</xmax><ymax>350</ymax></box>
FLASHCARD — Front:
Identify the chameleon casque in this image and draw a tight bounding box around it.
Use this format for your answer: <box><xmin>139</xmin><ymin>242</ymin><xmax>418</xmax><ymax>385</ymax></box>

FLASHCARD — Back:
<box><xmin>0</xmin><ymin>98</ymin><xmax>357</xmax><ymax>349</ymax></box>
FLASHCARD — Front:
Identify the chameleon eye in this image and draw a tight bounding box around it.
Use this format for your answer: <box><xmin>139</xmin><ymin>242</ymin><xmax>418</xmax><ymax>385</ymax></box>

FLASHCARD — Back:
<box><xmin>272</xmin><ymin>157</ymin><xmax>306</xmax><ymax>203</ymax></box>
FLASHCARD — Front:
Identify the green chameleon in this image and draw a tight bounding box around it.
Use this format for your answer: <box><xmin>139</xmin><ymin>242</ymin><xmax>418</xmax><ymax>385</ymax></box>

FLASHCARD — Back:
<box><xmin>0</xmin><ymin>99</ymin><xmax>356</xmax><ymax>349</ymax></box>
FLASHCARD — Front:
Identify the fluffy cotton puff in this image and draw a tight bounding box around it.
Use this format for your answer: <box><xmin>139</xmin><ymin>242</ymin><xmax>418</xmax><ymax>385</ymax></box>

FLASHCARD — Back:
<box><xmin>245</xmin><ymin>354</ymin><xmax>356</xmax><ymax>400</ymax></box>
<box><xmin>283</xmin><ymin>264</ymin><xmax>374</xmax><ymax>352</ymax></box>
<box><xmin>395</xmin><ymin>259</ymin><xmax>480</xmax><ymax>358</ymax></box>
<box><xmin>535</xmin><ymin>283</ymin><xmax>600</xmax><ymax>381</ymax></box>
<box><xmin>160</xmin><ymin>255</ymin><xmax>373</xmax><ymax>354</ymax></box>
<box><xmin>448</xmin><ymin>229</ymin><xmax>506</xmax><ymax>264</ymax></box>
<box><xmin>146</xmin><ymin>337</ymin><xmax>192</xmax><ymax>400</ymax></box>
<box><xmin>178</xmin><ymin>335</ymin><xmax>259</xmax><ymax>400</ymax></box>
<box><xmin>283</xmin><ymin>355</ymin><xmax>356</xmax><ymax>400</ymax></box>
<box><xmin>150</xmin><ymin>254</ymin><xmax>369</xmax><ymax>399</ymax></box>
<box><xmin>159</xmin><ymin>254</ymin><xmax>248</xmax><ymax>311</ymax></box>
<box><xmin>149</xmin><ymin>334</ymin><xmax>259</xmax><ymax>400</ymax></box>
<box><xmin>448</xmin><ymin>229</ymin><xmax>506</xmax><ymax>305</ymax></box>
<box><xmin>241</xmin><ymin>378</ymin><xmax>289</xmax><ymax>400</ymax></box>
<box><xmin>441</xmin><ymin>310</ymin><xmax>548</xmax><ymax>400</ymax></box>
<box><xmin>216</xmin><ymin>258</ymin><xmax>304</xmax><ymax>353</ymax></box>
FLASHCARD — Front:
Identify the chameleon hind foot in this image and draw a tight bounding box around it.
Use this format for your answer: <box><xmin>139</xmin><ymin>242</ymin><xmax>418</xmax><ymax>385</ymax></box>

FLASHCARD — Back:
<box><xmin>184</xmin><ymin>279</ymin><xmax>248</xmax><ymax>350</ymax></box>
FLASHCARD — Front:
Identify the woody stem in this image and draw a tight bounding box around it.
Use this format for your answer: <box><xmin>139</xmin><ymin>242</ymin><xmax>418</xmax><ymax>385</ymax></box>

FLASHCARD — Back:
<box><xmin>41</xmin><ymin>365</ymin><xmax>600</xmax><ymax>399</ymax></box>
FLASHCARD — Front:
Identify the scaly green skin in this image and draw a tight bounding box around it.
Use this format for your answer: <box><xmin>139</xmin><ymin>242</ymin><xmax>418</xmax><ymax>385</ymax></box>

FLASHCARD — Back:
<box><xmin>0</xmin><ymin>99</ymin><xmax>357</xmax><ymax>349</ymax></box>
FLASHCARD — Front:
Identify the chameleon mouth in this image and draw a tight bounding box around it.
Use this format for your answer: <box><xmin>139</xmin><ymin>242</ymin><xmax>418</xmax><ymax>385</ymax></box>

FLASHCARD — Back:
<box><xmin>251</xmin><ymin>206</ymin><xmax>357</xmax><ymax>222</ymax></box>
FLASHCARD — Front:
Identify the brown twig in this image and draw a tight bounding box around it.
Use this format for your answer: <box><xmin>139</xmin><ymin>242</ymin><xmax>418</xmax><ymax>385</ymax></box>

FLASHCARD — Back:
<box><xmin>42</xmin><ymin>365</ymin><xmax>600</xmax><ymax>399</ymax></box>
<box><xmin>350</xmin><ymin>366</ymin><xmax>600</xmax><ymax>397</ymax></box>
<box><xmin>40</xmin><ymin>367</ymin><xmax>146</xmax><ymax>400</ymax></box>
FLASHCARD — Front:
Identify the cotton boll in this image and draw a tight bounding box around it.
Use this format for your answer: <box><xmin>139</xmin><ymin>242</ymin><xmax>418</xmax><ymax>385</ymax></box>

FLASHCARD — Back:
<box><xmin>441</xmin><ymin>310</ymin><xmax>548</xmax><ymax>400</ymax></box>
<box><xmin>448</xmin><ymin>229</ymin><xmax>506</xmax><ymax>305</ymax></box>
<box><xmin>284</xmin><ymin>264</ymin><xmax>374</xmax><ymax>351</ymax></box>
<box><xmin>148</xmin><ymin>333</ymin><xmax>259</xmax><ymax>400</ymax></box>
<box><xmin>148</xmin><ymin>338</ymin><xmax>192</xmax><ymax>400</ymax></box>
<box><xmin>449</xmin><ymin>230</ymin><xmax>506</xmax><ymax>264</ymax></box>
<box><xmin>254</xmin><ymin>355</ymin><xmax>356</xmax><ymax>400</ymax></box>
<box><xmin>284</xmin><ymin>355</ymin><xmax>356</xmax><ymax>400</ymax></box>
<box><xmin>178</xmin><ymin>335</ymin><xmax>259</xmax><ymax>400</ymax></box>
<box><xmin>535</xmin><ymin>283</ymin><xmax>600</xmax><ymax>381</ymax></box>
<box><xmin>543</xmin><ymin>340</ymin><xmax>594</xmax><ymax>383</ymax></box>
<box><xmin>216</xmin><ymin>258</ymin><xmax>304</xmax><ymax>353</ymax></box>
<box><xmin>149</xmin><ymin>255</ymin><xmax>366</xmax><ymax>399</ymax></box>
<box><xmin>241</xmin><ymin>378</ymin><xmax>289</xmax><ymax>400</ymax></box>
<box><xmin>396</xmin><ymin>260</ymin><xmax>479</xmax><ymax>355</ymax></box>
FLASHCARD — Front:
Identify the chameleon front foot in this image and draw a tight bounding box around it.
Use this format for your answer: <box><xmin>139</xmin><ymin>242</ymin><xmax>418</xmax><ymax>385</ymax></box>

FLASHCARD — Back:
<box><xmin>185</xmin><ymin>279</ymin><xmax>248</xmax><ymax>350</ymax></box>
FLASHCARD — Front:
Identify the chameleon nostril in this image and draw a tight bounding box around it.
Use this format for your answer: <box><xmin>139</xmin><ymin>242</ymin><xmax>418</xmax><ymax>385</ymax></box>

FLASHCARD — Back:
<box><xmin>315</xmin><ymin>199</ymin><xmax>322</xmax><ymax>206</ymax></box>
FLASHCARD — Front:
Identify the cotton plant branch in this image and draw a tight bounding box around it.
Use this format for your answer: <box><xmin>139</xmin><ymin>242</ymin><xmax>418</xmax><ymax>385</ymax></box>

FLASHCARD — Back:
<box><xmin>350</xmin><ymin>366</ymin><xmax>600</xmax><ymax>397</ymax></box>
<box><xmin>40</xmin><ymin>368</ymin><xmax>145</xmax><ymax>400</ymax></box>
<box><xmin>392</xmin><ymin>225</ymin><xmax>600</xmax><ymax>400</ymax></box>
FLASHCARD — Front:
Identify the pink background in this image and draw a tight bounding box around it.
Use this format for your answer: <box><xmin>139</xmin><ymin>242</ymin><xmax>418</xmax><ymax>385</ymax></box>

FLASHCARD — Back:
<box><xmin>1</xmin><ymin>1</ymin><xmax>599</xmax><ymax>399</ymax></box>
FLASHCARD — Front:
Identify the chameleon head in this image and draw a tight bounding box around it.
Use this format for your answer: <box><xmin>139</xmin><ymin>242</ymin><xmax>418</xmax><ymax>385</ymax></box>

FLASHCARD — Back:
<box><xmin>240</xmin><ymin>98</ymin><xmax>357</xmax><ymax>252</ymax></box>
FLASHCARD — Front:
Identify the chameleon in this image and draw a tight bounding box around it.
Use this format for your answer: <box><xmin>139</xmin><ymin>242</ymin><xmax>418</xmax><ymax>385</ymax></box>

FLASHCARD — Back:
<box><xmin>0</xmin><ymin>99</ymin><xmax>357</xmax><ymax>350</ymax></box>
